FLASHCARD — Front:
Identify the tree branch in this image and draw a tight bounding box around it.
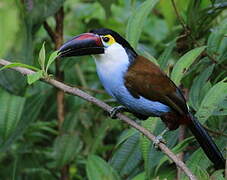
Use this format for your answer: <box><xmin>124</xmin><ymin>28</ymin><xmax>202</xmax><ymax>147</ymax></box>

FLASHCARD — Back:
<box><xmin>44</xmin><ymin>6</ymin><xmax>66</xmax><ymax>179</ymax></box>
<box><xmin>0</xmin><ymin>59</ymin><xmax>197</xmax><ymax>180</ymax></box>
<box><xmin>43</xmin><ymin>21</ymin><xmax>56</xmax><ymax>43</ymax></box>
<box><xmin>177</xmin><ymin>125</ymin><xmax>186</xmax><ymax>180</ymax></box>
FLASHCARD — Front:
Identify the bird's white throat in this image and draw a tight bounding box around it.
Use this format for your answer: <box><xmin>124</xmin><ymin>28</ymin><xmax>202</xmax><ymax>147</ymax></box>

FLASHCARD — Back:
<box><xmin>93</xmin><ymin>43</ymin><xmax>129</xmax><ymax>74</ymax></box>
<box><xmin>92</xmin><ymin>43</ymin><xmax>130</xmax><ymax>96</ymax></box>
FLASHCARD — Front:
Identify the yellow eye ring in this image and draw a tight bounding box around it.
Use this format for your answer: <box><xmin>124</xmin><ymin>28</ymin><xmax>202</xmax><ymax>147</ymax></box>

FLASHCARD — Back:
<box><xmin>102</xmin><ymin>36</ymin><xmax>110</xmax><ymax>42</ymax></box>
<box><xmin>102</xmin><ymin>35</ymin><xmax>116</xmax><ymax>45</ymax></box>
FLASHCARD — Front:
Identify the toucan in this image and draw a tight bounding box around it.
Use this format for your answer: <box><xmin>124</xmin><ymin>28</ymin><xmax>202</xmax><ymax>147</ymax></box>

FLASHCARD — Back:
<box><xmin>58</xmin><ymin>28</ymin><xmax>225</xmax><ymax>169</ymax></box>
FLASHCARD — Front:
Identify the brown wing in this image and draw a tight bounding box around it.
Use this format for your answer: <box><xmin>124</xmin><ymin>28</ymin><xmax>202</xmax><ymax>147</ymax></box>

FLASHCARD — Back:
<box><xmin>124</xmin><ymin>55</ymin><xmax>188</xmax><ymax>115</ymax></box>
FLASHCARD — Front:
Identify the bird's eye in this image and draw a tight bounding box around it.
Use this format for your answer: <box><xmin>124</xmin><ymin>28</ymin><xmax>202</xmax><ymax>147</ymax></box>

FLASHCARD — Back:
<box><xmin>102</xmin><ymin>36</ymin><xmax>110</xmax><ymax>42</ymax></box>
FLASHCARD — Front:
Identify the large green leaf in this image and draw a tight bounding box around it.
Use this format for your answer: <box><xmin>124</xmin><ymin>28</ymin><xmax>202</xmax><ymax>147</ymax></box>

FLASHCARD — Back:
<box><xmin>140</xmin><ymin>117</ymin><xmax>158</xmax><ymax>177</ymax></box>
<box><xmin>90</xmin><ymin>119</ymin><xmax>110</xmax><ymax>153</ymax></box>
<box><xmin>86</xmin><ymin>155</ymin><xmax>121</xmax><ymax>180</ymax></box>
<box><xmin>132</xmin><ymin>172</ymin><xmax>145</xmax><ymax>180</ymax></box>
<box><xmin>115</xmin><ymin>128</ymin><xmax>137</xmax><ymax>148</ymax></box>
<box><xmin>155</xmin><ymin>137</ymin><xmax>194</xmax><ymax>174</ymax></box>
<box><xmin>0</xmin><ymin>88</ymin><xmax>47</xmax><ymax>152</ymax></box>
<box><xmin>211</xmin><ymin>170</ymin><xmax>225</xmax><ymax>180</ymax></box>
<box><xmin>182</xmin><ymin>138</ymin><xmax>225</xmax><ymax>180</ymax></box>
<box><xmin>97</xmin><ymin>0</ymin><xmax>116</xmax><ymax>17</ymax></box>
<box><xmin>182</xmin><ymin>149</ymin><xmax>210</xmax><ymax>180</ymax></box>
<box><xmin>188</xmin><ymin>65</ymin><xmax>214</xmax><ymax>110</ymax></box>
<box><xmin>26</xmin><ymin>0</ymin><xmax>65</xmax><ymax>31</ymax></box>
<box><xmin>153</xmin><ymin>167</ymin><xmax>176</xmax><ymax>180</ymax></box>
<box><xmin>158</xmin><ymin>40</ymin><xmax>176</xmax><ymax>70</ymax></box>
<box><xmin>213</xmin><ymin>98</ymin><xmax>227</xmax><ymax>116</ymax></box>
<box><xmin>207</xmin><ymin>19</ymin><xmax>227</xmax><ymax>59</ymax></box>
<box><xmin>158</xmin><ymin>0</ymin><xmax>176</xmax><ymax>28</ymax></box>
<box><xmin>196</xmin><ymin>78</ymin><xmax>227</xmax><ymax>123</ymax></box>
<box><xmin>0</xmin><ymin>89</ymin><xmax>25</xmax><ymax>143</ymax></box>
<box><xmin>171</xmin><ymin>46</ymin><xmax>206</xmax><ymax>85</ymax></box>
<box><xmin>145</xmin><ymin>121</ymin><xmax>178</xmax><ymax>178</ymax></box>
<box><xmin>126</xmin><ymin>0</ymin><xmax>159</xmax><ymax>48</ymax></box>
<box><xmin>110</xmin><ymin>133</ymin><xmax>142</xmax><ymax>177</ymax></box>
<box><xmin>0</xmin><ymin>0</ymin><xmax>19</xmax><ymax>57</ymax></box>
<box><xmin>52</xmin><ymin>133</ymin><xmax>83</xmax><ymax>167</ymax></box>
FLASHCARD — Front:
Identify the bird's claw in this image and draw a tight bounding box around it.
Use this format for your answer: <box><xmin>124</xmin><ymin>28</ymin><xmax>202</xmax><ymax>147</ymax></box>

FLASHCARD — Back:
<box><xmin>109</xmin><ymin>106</ymin><xmax>127</xmax><ymax>119</ymax></box>
<box><xmin>153</xmin><ymin>135</ymin><xmax>166</xmax><ymax>149</ymax></box>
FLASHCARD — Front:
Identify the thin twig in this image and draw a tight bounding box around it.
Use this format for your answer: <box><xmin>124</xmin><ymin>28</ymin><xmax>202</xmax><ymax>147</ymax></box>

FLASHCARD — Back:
<box><xmin>203</xmin><ymin>52</ymin><xmax>227</xmax><ymax>70</ymax></box>
<box><xmin>43</xmin><ymin>6</ymin><xmax>67</xmax><ymax>179</ymax></box>
<box><xmin>43</xmin><ymin>21</ymin><xmax>56</xmax><ymax>43</ymax></box>
<box><xmin>225</xmin><ymin>148</ymin><xmax>227</xmax><ymax>178</ymax></box>
<box><xmin>171</xmin><ymin>0</ymin><xmax>188</xmax><ymax>31</ymax></box>
<box><xmin>203</xmin><ymin>125</ymin><xmax>227</xmax><ymax>137</ymax></box>
<box><xmin>53</xmin><ymin>7</ymin><xmax>67</xmax><ymax>180</ymax></box>
<box><xmin>75</xmin><ymin>85</ymin><xmax>105</xmax><ymax>94</ymax></box>
<box><xmin>0</xmin><ymin>59</ymin><xmax>197</xmax><ymax>180</ymax></box>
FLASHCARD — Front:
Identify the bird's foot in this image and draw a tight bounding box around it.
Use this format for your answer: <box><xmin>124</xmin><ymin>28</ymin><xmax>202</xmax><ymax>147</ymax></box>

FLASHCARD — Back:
<box><xmin>109</xmin><ymin>106</ymin><xmax>128</xmax><ymax>119</ymax></box>
<box><xmin>153</xmin><ymin>135</ymin><xmax>166</xmax><ymax>149</ymax></box>
<box><xmin>153</xmin><ymin>128</ymin><xmax>168</xmax><ymax>149</ymax></box>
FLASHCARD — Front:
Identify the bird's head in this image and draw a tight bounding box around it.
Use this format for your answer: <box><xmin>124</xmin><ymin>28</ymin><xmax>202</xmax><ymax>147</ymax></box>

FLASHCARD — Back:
<box><xmin>58</xmin><ymin>28</ymin><xmax>137</xmax><ymax>60</ymax></box>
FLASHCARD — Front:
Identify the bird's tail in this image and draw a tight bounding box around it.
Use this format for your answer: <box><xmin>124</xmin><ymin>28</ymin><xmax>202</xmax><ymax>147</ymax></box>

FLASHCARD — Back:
<box><xmin>188</xmin><ymin>112</ymin><xmax>225</xmax><ymax>169</ymax></box>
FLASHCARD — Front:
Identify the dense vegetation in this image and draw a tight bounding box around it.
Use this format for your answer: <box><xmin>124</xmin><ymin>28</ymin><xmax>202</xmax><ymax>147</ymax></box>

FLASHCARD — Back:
<box><xmin>0</xmin><ymin>0</ymin><xmax>226</xmax><ymax>179</ymax></box>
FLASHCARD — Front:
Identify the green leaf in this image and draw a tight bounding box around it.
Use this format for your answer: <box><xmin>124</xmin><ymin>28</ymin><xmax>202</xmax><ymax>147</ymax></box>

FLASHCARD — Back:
<box><xmin>110</xmin><ymin>133</ymin><xmax>142</xmax><ymax>177</ymax></box>
<box><xmin>187</xmin><ymin>149</ymin><xmax>211</xmax><ymax>171</ymax></box>
<box><xmin>115</xmin><ymin>128</ymin><xmax>137</xmax><ymax>148</ymax></box>
<box><xmin>45</xmin><ymin>50</ymin><xmax>59</xmax><ymax>73</ymax></box>
<box><xmin>145</xmin><ymin>121</ymin><xmax>178</xmax><ymax>178</ymax></box>
<box><xmin>132</xmin><ymin>172</ymin><xmax>145</xmax><ymax>180</ymax></box>
<box><xmin>158</xmin><ymin>40</ymin><xmax>176</xmax><ymax>70</ymax></box>
<box><xmin>189</xmin><ymin>65</ymin><xmax>214</xmax><ymax>110</ymax></box>
<box><xmin>196</xmin><ymin>78</ymin><xmax>227</xmax><ymax>123</ymax></box>
<box><xmin>0</xmin><ymin>0</ymin><xmax>19</xmax><ymax>57</ymax></box>
<box><xmin>140</xmin><ymin>117</ymin><xmax>158</xmax><ymax>175</ymax></box>
<box><xmin>155</xmin><ymin>137</ymin><xmax>194</xmax><ymax>173</ymax></box>
<box><xmin>171</xmin><ymin>46</ymin><xmax>206</xmax><ymax>85</ymax></box>
<box><xmin>86</xmin><ymin>155</ymin><xmax>120</xmax><ymax>180</ymax></box>
<box><xmin>27</xmin><ymin>70</ymin><xmax>44</xmax><ymax>85</ymax></box>
<box><xmin>153</xmin><ymin>166</ymin><xmax>176</xmax><ymax>180</ymax></box>
<box><xmin>182</xmin><ymin>152</ymin><xmax>209</xmax><ymax>180</ymax></box>
<box><xmin>207</xmin><ymin>20</ymin><xmax>227</xmax><ymax>57</ymax></box>
<box><xmin>0</xmin><ymin>89</ymin><xmax>25</xmax><ymax>143</ymax></box>
<box><xmin>182</xmin><ymin>166</ymin><xmax>210</xmax><ymax>180</ymax></box>
<box><xmin>126</xmin><ymin>0</ymin><xmax>159</xmax><ymax>48</ymax></box>
<box><xmin>0</xmin><ymin>92</ymin><xmax>47</xmax><ymax>152</ymax></box>
<box><xmin>211</xmin><ymin>169</ymin><xmax>225</xmax><ymax>180</ymax></box>
<box><xmin>182</xmin><ymin>138</ymin><xmax>225</xmax><ymax>180</ymax></box>
<box><xmin>140</xmin><ymin>49</ymin><xmax>160</xmax><ymax>66</ymax></box>
<box><xmin>158</xmin><ymin>0</ymin><xmax>176</xmax><ymax>28</ymax></box>
<box><xmin>0</xmin><ymin>62</ymin><xmax>40</xmax><ymax>71</ymax></box>
<box><xmin>38</xmin><ymin>42</ymin><xmax>46</xmax><ymax>71</ymax></box>
<box><xmin>90</xmin><ymin>120</ymin><xmax>110</xmax><ymax>153</ymax></box>
<box><xmin>52</xmin><ymin>133</ymin><xmax>82</xmax><ymax>167</ymax></box>
<box><xmin>213</xmin><ymin>98</ymin><xmax>227</xmax><ymax>116</ymax></box>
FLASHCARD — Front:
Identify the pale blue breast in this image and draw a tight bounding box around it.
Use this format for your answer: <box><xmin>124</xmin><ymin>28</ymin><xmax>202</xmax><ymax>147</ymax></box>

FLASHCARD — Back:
<box><xmin>94</xmin><ymin>56</ymin><xmax>171</xmax><ymax>117</ymax></box>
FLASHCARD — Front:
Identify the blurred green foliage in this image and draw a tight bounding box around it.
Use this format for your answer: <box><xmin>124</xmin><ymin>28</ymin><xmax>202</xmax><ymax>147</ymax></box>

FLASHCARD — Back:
<box><xmin>0</xmin><ymin>0</ymin><xmax>226</xmax><ymax>179</ymax></box>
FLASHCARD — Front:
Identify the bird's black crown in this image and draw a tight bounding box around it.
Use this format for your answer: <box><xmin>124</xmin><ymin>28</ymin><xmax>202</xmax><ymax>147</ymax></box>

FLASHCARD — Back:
<box><xmin>90</xmin><ymin>28</ymin><xmax>137</xmax><ymax>56</ymax></box>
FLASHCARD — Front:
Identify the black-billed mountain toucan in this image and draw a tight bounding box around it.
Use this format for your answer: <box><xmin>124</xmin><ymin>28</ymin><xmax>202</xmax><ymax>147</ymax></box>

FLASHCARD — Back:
<box><xmin>58</xmin><ymin>28</ymin><xmax>225</xmax><ymax>169</ymax></box>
